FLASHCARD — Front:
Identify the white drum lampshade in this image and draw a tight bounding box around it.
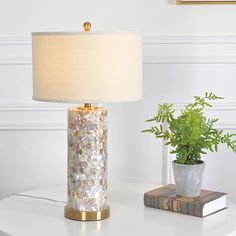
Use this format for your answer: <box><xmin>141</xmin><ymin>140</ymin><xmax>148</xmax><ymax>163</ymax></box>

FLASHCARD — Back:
<box><xmin>32</xmin><ymin>23</ymin><xmax>142</xmax><ymax>221</ymax></box>
<box><xmin>32</xmin><ymin>31</ymin><xmax>142</xmax><ymax>103</ymax></box>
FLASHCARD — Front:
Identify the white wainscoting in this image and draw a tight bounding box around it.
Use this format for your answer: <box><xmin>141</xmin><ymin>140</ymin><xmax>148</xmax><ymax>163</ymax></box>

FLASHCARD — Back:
<box><xmin>0</xmin><ymin>36</ymin><xmax>236</xmax><ymax>203</ymax></box>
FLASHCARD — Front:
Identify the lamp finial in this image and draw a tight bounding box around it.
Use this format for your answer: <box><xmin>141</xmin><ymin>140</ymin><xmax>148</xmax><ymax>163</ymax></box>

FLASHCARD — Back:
<box><xmin>83</xmin><ymin>22</ymin><xmax>92</xmax><ymax>31</ymax></box>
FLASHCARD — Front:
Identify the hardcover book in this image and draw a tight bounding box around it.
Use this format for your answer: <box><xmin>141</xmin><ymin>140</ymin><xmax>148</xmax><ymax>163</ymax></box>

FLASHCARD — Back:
<box><xmin>144</xmin><ymin>184</ymin><xmax>227</xmax><ymax>217</ymax></box>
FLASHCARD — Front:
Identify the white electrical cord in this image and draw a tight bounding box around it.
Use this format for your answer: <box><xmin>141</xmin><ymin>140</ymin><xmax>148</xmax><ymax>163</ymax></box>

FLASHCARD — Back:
<box><xmin>8</xmin><ymin>193</ymin><xmax>66</xmax><ymax>204</ymax></box>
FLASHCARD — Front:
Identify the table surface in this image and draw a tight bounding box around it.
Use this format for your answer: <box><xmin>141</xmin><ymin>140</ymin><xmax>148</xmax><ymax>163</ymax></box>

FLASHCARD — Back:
<box><xmin>0</xmin><ymin>183</ymin><xmax>236</xmax><ymax>236</ymax></box>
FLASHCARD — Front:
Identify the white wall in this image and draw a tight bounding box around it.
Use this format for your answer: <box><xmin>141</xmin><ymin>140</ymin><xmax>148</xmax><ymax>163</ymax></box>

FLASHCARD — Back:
<box><xmin>1</xmin><ymin>0</ymin><xmax>236</xmax><ymax>204</ymax></box>
<box><xmin>1</xmin><ymin>36</ymin><xmax>236</xmax><ymax>204</ymax></box>
<box><xmin>0</xmin><ymin>0</ymin><xmax>236</xmax><ymax>36</ymax></box>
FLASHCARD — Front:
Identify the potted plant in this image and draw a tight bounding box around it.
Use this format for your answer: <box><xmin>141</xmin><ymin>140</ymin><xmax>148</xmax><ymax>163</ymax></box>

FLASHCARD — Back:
<box><xmin>143</xmin><ymin>92</ymin><xmax>236</xmax><ymax>197</ymax></box>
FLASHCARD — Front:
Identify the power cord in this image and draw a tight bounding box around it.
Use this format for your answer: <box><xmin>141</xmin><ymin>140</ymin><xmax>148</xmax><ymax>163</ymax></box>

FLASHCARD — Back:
<box><xmin>9</xmin><ymin>193</ymin><xmax>66</xmax><ymax>204</ymax></box>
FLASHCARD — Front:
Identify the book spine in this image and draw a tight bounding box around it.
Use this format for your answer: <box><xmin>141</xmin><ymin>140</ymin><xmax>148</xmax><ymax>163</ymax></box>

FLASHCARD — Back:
<box><xmin>144</xmin><ymin>194</ymin><xmax>204</xmax><ymax>217</ymax></box>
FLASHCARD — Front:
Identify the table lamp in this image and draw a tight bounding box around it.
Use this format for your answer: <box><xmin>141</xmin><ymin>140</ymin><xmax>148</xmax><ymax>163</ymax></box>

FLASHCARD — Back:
<box><xmin>32</xmin><ymin>22</ymin><xmax>142</xmax><ymax>221</ymax></box>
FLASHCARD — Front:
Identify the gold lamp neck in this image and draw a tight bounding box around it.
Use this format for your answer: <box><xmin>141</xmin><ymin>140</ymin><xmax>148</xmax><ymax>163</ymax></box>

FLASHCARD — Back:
<box><xmin>78</xmin><ymin>103</ymin><xmax>98</xmax><ymax>110</ymax></box>
<box><xmin>83</xmin><ymin>22</ymin><xmax>92</xmax><ymax>31</ymax></box>
<box><xmin>84</xmin><ymin>103</ymin><xmax>92</xmax><ymax>109</ymax></box>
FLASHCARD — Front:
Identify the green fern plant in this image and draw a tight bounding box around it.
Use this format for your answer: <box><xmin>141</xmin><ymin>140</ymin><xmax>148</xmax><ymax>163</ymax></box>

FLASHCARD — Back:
<box><xmin>142</xmin><ymin>92</ymin><xmax>236</xmax><ymax>165</ymax></box>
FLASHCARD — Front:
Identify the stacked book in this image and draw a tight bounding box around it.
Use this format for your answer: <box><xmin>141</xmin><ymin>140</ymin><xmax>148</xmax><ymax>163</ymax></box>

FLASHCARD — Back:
<box><xmin>144</xmin><ymin>184</ymin><xmax>227</xmax><ymax>217</ymax></box>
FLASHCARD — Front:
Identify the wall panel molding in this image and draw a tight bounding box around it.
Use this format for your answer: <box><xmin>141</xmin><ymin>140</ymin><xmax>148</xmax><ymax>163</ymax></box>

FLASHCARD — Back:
<box><xmin>144</xmin><ymin>55</ymin><xmax>236</xmax><ymax>64</ymax></box>
<box><xmin>0</xmin><ymin>37</ymin><xmax>31</xmax><ymax>45</ymax></box>
<box><xmin>0</xmin><ymin>103</ymin><xmax>68</xmax><ymax>111</ymax></box>
<box><xmin>0</xmin><ymin>102</ymin><xmax>236</xmax><ymax>111</ymax></box>
<box><xmin>0</xmin><ymin>102</ymin><xmax>235</xmax><ymax>131</ymax></box>
<box><xmin>1</xmin><ymin>36</ymin><xmax>236</xmax><ymax>64</ymax></box>
<box><xmin>0</xmin><ymin>122</ymin><xmax>66</xmax><ymax>131</ymax></box>
<box><xmin>0</xmin><ymin>57</ymin><xmax>31</xmax><ymax>65</ymax></box>
<box><xmin>143</xmin><ymin>36</ymin><xmax>236</xmax><ymax>45</ymax></box>
<box><xmin>2</xmin><ymin>36</ymin><xmax>236</xmax><ymax>45</ymax></box>
<box><xmin>173</xmin><ymin>102</ymin><xmax>236</xmax><ymax>111</ymax></box>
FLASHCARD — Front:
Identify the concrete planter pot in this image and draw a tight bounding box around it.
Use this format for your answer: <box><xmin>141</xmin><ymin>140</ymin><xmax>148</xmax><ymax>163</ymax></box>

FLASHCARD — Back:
<box><xmin>172</xmin><ymin>161</ymin><xmax>205</xmax><ymax>197</ymax></box>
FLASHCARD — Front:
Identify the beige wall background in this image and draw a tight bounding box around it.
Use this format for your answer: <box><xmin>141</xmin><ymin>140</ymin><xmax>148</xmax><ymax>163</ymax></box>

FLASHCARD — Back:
<box><xmin>0</xmin><ymin>0</ymin><xmax>236</xmax><ymax>36</ymax></box>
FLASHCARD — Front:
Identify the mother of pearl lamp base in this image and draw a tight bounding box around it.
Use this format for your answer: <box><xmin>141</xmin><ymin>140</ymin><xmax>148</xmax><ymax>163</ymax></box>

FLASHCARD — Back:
<box><xmin>64</xmin><ymin>104</ymin><xmax>109</xmax><ymax>221</ymax></box>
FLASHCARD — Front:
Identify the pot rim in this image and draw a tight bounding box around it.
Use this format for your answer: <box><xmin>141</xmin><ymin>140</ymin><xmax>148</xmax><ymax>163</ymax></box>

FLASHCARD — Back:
<box><xmin>172</xmin><ymin>160</ymin><xmax>205</xmax><ymax>167</ymax></box>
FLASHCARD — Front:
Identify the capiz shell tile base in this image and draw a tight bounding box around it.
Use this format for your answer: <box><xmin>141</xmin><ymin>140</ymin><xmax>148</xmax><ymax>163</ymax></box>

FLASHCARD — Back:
<box><xmin>64</xmin><ymin>206</ymin><xmax>110</xmax><ymax>221</ymax></box>
<box><xmin>66</xmin><ymin>106</ymin><xmax>109</xmax><ymax>221</ymax></box>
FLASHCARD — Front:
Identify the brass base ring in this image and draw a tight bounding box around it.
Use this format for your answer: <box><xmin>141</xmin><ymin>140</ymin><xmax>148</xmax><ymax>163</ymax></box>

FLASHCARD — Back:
<box><xmin>64</xmin><ymin>205</ymin><xmax>110</xmax><ymax>221</ymax></box>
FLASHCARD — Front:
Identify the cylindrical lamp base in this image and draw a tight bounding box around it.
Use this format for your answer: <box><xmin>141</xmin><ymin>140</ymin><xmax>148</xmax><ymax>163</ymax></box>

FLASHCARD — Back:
<box><xmin>66</xmin><ymin>105</ymin><xmax>109</xmax><ymax>221</ymax></box>
<box><xmin>64</xmin><ymin>206</ymin><xmax>110</xmax><ymax>221</ymax></box>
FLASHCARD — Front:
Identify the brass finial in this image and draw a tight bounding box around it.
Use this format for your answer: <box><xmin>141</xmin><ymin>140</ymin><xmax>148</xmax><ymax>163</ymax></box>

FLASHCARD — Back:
<box><xmin>83</xmin><ymin>22</ymin><xmax>92</xmax><ymax>31</ymax></box>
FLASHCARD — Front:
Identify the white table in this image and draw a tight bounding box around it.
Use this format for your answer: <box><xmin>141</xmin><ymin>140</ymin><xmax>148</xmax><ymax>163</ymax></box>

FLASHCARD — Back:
<box><xmin>0</xmin><ymin>183</ymin><xmax>236</xmax><ymax>236</ymax></box>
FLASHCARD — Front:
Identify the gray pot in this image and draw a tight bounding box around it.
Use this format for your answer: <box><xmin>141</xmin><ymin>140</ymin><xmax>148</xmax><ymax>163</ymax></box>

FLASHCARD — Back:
<box><xmin>172</xmin><ymin>161</ymin><xmax>205</xmax><ymax>197</ymax></box>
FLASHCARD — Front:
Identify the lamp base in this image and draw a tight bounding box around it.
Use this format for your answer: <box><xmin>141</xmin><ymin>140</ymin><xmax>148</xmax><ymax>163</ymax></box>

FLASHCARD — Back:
<box><xmin>66</xmin><ymin>104</ymin><xmax>109</xmax><ymax>221</ymax></box>
<box><xmin>64</xmin><ymin>206</ymin><xmax>110</xmax><ymax>221</ymax></box>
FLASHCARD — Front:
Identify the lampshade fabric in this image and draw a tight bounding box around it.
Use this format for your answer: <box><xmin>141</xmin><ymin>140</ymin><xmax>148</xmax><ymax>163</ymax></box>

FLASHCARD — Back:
<box><xmin>32</xmin><ymin>32</ymin><xmax>142</xmax><ymax>103</ymax></box>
